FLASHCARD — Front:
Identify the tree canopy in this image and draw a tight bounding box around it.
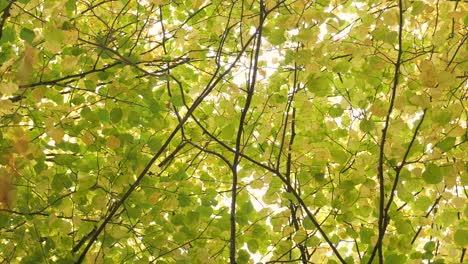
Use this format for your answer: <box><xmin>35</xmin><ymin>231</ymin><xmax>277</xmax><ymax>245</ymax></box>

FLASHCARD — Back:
<box><xmin>0</xmin><ymin>0</ymin><xmax>467</xmax><ymax>263</ymax></box>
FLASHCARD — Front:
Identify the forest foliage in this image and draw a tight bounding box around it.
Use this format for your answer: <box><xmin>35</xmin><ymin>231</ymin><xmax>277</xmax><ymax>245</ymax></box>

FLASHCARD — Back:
<box><xmin>0</xmin><ymin>0</ymin><xmax>467</xmax><ymax>263</ymax></box>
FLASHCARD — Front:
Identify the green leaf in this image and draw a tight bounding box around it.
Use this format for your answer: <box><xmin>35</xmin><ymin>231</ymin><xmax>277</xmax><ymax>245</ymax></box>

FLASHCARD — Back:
<box><xmin>330</xmin><ymin>148</ymin><xmax>348</xmax><ymax>164</ymax></box>
<box><xmin>432</xmin><ymin>110</ymin><xmax>451</xmax><ymax>124</ymax></box>
<box><xmin>303</xmin><ymin>217</ymin><xmax>314</xmax><ymax>230</ymax></box>
<box><xmin>435</xmin><ymin>137</ymin><xmax>455</xmax><ymax>152</ymax></box>
<box><xmin>20</xmin><ymin>28</ymin><xmax>36</xmax><ymax>44</ymax></box>
<box><xmin>414</xmin><ymin>196</ymin><xmax>432</xmax><ymax>211</ymax></box>
<box><xmin>65</xmin><ymin>0</ymin><xmax>76</xmax><ymax>16</ymax></box>
<box><xmin>386</xmin><ymin>253</ymin><xmax>407</xmax><ymax>264</ymax></box>
<box><xmin>346</xmin><ymin>227</ymin><xmax>358</xmax><ymax>238</ymax></box>
<box><xmin>422</xmin><ymin>163</ymin><xmax>443</xmax><ymax>184</ymax></box>
<box><xmin>170</xmin><ymin>95</ymin><xmax>184</xmax><ymax>107</ymax></box>
<box><xmin>306</xmin><ymin>75</ymin><xmax>331</xmax><ymax>97</ymax></box>
<box><xmin>395</xmin><ymin>219</ymin><xmax>413</xmax><ymax>234</ymax></box>
<box><xmin>44</xmin><ymin>25</ymin><xmax>64</xmax><ymax>43</ymax></box>
<box><xmin>411</xmin><ymin>1</ymin><xmax>425</xmax><ymax>15</ymax></box>
<box><xmin>177</xmin><ymin>192</ymin><xmax>191</xmax><ymax>207</ymax></box>
<box><xmin>0</xmin><ymin>1</ymin><xmax>8</xmax><ymax>12</ymax></box>
<box><xmin>454</xmin><ymin>229</ymin><xmax>468</xmax><ymax>246</ymax></box>
<box><xmin>172</xmin><ymin>169</ymin><xmax>187</xmax><ymax>181</ymax></box>
<box><xmin>384</xmin><ymin>31</ymin><xmax>398</xmax><ymax>44</ymax></box>
<box><xmin>247</xmin><ymin>239</ymin><xmax>259</xmax><ymax>252</ymax></box>
<box><xmin>220</xmin><ymin>122</ymin><xmax>236</xmax><ymax>140</ymax></box>
<box><xmin>359</xmin><ymin>119</ymin><xmax>375</xmax><ymax>133</ymax></box>
<box><xmin>0</xmin><ymin>26</ymin><xmax>14</xmax><ymax>43</ymax></box>
<box><xmin>52</xmin><ymin>173</ymin><xmax>73</xmax><ymax>190</ymax></box>
<box><xmin>268</xmin><ymin>29</ymin><xmax>286</xmax><ymax>45</ymax></box>
<box><xmin>110</xmin><ymin>107</ymin><xmax>123</xmax><ymax>123</ymax></box>
<box><xmin>421</xmin><ymin>252</ymin><xmax>433</xmax><ymax>260</ymax></box>
<box><xmin>424</xmin><ymin>241</ymin><xmax>436</xmax><ymax>252</ymax></box>
<box><xmin>329</xmin><ymin>104</ymin><xmax>344</xmax><ymax>118</ymax></box>
<box><xmin>360</xmin><ymin>227</ymin><xmax>374</xmax><ymax>244</ymax></box>
<box><xmin>96</xmin><ymin>108</ymin><xmax>109</xmax><ymax>122</ymax></box>
<box><xmin>237</xmin><ymin>249</ymin><xmax>250</xmax><ymax>264</ymax></box>
<box><xmin>148</xmin><ymin>137</ymin><xmax>162</xmax><ymax>152</ymax></box>
<box><xmin>1</xmin><ymin>1</ymin><xmax>465</xmax><ymax>262</ymax></box>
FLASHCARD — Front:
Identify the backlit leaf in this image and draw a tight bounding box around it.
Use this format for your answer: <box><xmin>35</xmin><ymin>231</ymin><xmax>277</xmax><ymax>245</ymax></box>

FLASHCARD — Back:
<box><xmin>49</xmin><ymin>127</ymin><xmax>65</xmax><ymax>144</ymax></box>
<box><xmin>1</xmin><ymin>1</ymin><xmax>465</xmax><ymax>262</ymax></box>
<box><xmin>422</xmin><ymin>163</ymin><xmax>443</xmax><ymax>184</ymax></box>
<box><xmin>454</xmin><ymin>229</ymin><xmax>468</xmax><ymax>247</ymax></box>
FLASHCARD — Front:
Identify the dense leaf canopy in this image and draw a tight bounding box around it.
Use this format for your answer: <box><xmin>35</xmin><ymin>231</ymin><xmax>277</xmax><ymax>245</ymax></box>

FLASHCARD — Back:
<box><xmin>0</xmin><ymin>0</ymin><xmax>467</xmax><ymax>263</ymax></box>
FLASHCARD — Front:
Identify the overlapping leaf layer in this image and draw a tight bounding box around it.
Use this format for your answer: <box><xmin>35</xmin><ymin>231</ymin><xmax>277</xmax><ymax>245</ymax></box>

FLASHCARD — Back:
<box><xmin>0</xmin><ymin>0</ymin><xmax>466</xmax><ymax>263</ymax></box>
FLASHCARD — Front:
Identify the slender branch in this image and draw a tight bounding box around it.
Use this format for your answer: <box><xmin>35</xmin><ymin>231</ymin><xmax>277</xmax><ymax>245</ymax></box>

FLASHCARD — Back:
<box><xmin>191</xmin><ymin>112</ymin><xmax>346</xmax><ymax>263</ymax></box>
<box><xmin>75</xmin><ymin>8</ymin><xmax>272</xmax><ymax>263</ymax></box>
<box><xmin>383</xmin><ymin>110</ymin><xmax>426</xmax><ymax>219</ymax></box>
<box><xmin>19</xmin><ymin>62</ymin><xmax>121</xmax><ymax>89</ymax></box>
<box><xmin>369</xmin><ymin>0</ymin><xmax>404</xmax><ymax>262</ymax></box>
<box><xmin>283</xmin><ymin>61</ymin><xmax>308</xmax><ymax>263</ymax></box>
<box><xmin>230</xmin><ymin>2</ymin><xmax>265</xmax><ymax>263</ymax></box>
<box><xmin>411</xmin><ymin>194</ymin><xmax>442</xmax><ymax>245</ymax></box>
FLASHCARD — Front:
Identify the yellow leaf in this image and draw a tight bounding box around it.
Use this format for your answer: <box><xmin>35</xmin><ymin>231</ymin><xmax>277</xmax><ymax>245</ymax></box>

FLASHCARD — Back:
<box><xmin>394</xmin><ymin>95</ymin><xmax>406</xmax><ymax>110</ymax></box>
<box><xmin>162</xmin><ymin>197</ymin><xmax>178</xmax><ymax>209</ymax></box>
<box><xmin>0</xmin><ymin>82</ymin><xmax>18</xmax><ymax>95</ymax></box>
<box><xmin>45</xmin><ymin>118</ymin><xmax>54</xmax><ymax>131</ymax></box>
<box><xmin>82</xmin><ymin>131</ymin><xmax>94</xmax><ymax>146</ymax></box>
<box><xmin>111</xmin><ymin>227</ymin><xmax>127</xmax><ymax>239</ymax></box>
<box><xmin>0</xmin><ymin>175</ymin><xmax>14</xmax><ymax>208</ymax></box>
<box><xmin>191</xmin><ymin>0</ymin><xmax>204</xmax><ymax>9</ymax></box>
<box><xmin>32</xmin><ymin>87</ymin><xmax>45</xmax><ymax>101</ymax></box>
<box><xmin>13</xmin><ymin>138</ymin><xmax>29</xmax><ymax>154</ymax></box>
<box><xmin>0</xmin><ymin>57</ymin><xmax>16</xmax><ymax>75</ymax></box>
<box><xmin>43</xmin><ymin>40</ymin><xmax>62</xmax><ymax>54</ymax></box>
<box><xmin>382</xmin><ymin>9</ymin><xmax>398</xmax><ymax>25</ymax></box>
<box><xmin>265</xmin><ymin>0</ymin><xmax>277</xmax><ymax>10</ymax></box>
<box><xmin>61</xmin><ymin>56</ymin><xmax>78</xmax><ymax>72</ymax></box>
<box><xmin>409</xmin><ymin>94</ymin><xmax>430</xmax><ymax>107</ymax></box>
<box><xmin>16</xmin><ymin>44</ymin><xmax>38</xmax><ymax>82</ymax></box>
<box><xmin>250</xmin><ymin>180</ymin><xmax>264</xmax><ymax>189</ymax></box>
<box><xmin>419</xmin><ymin>60</ymin><xmax>437</xmax><ymax>87</ymax></box>
<box><xmin>63</xmin><ymin>30</ymin><xmax>78</xmax><ymax>45</ymax></box>
<box><xmin>24</xmin><ymin>44</ymin><xmax>38</xmax><ymax>66</ymax></box>
<box><xmin>49</xmin><ymin>127</ymin><xmax>65</xmax><ymax>144</ymax></box>
<box><xmin>149</xmin><ymin>0</ymin><xmax>163</xmax><ymax>5</ymax></box>
<box><xmin>0</xmin><ymin>100</ymin><xmax>13</xmax><ymax>113</ymax></box>
<box><xmin>437</xmin><ymin>71</ymin><xmax>456</xmax><ymax>89</ymax></box>
<box><xmin>449</xmin><ymin>11</ymin><xmax>464</xmax><ymax>19</ymax></box>
<box><xmin>428</xmin><ymin>87</ymin><xmax>442</xmax><ymax>99</ymax></box>
<box><xmin>314</xmin><ymin>148</ymin><xmax>330</xmax><ymax>161</ymax></box>
<box><xmin>370</xmin><ymin>103</ymin><xmax>387</xmax><ymax>117</ymax></box>
<box><xmin>451</xmin><ymin>197</ymin><xmax>465</xmax><ymax>208</ymax></box>
<box><xmin>148</xmin><ymin>192</ymin><xmax>161</xmax><ymax>203</ymax></box>
<box><xmin>106</xmin><ymin>135</ymin><xmax>121</xmax><ymax>149</ymax></box>
<box><xmin>448</xmin><ymin>126</ymin><xmax>465</xmax><ymax>137</ymax></box>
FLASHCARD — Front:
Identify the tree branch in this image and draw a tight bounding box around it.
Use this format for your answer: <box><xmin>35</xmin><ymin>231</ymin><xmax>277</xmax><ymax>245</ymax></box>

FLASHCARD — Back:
<box><xmin>369</xmin><ymin>0</ymin><xmax>405</xmax><ymax>262</ymax></box>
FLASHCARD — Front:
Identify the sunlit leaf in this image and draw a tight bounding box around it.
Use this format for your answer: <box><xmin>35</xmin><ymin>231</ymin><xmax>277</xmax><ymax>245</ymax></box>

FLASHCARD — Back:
<box><xmin>1</xmin><ymin>1</ymin><xmax>464</xmax><ymax>263</ymax></box>
<box><xmin>454</xmin><ymin>229</ymin><xmax>468</xmax><ymax>247</ymax></box>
